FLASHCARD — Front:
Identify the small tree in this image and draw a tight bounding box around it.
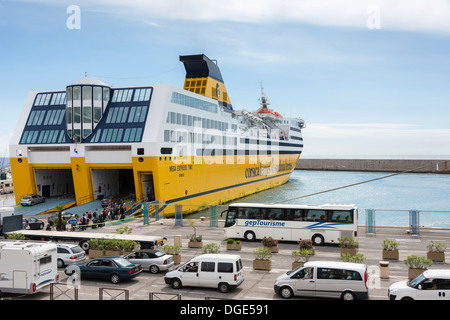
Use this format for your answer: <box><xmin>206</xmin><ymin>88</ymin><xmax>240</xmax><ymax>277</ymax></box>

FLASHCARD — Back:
<box><xmin>55</xmin><ymin>204</ymin><xmax>66</xmax><ymax>231</ymax></box>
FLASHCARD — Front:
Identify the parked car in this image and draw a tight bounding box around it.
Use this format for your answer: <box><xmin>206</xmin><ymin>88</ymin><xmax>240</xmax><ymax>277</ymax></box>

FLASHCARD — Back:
<box><xmin>274</xmin><ymin>261</ymin><xmax>369</xmax><ymax>300</ymax></box>
<box><xmin>122</xmin><ymin>249</ymin><xmax>174</xmax><ymax>274</ymax></box>
<box><xmin>388</xmin><ymin>269</ymin><xmax>450</xmax><ymax>300</ymax></box>
<box><xmin>20</xmin><ymin>194</ymin><xmax>45</xmax><ymax>206</ymax></box>
<box><xmin>164</xmin><ymin>254</ymin><xmax>244</xmax><ymax>293</ymax></box>
<box><xmin>56</xmin><ymin>243</ymin><xmax>86</xmax><ymax>268</ymax></box>
<box><xmin>65</xmin><ymin>256</ymin><xmax>142</xmax><ymax>284</ymax></box>
<box><xmin>23</xmin><ymin>217</ymin><xmax>45</xmax><ymax>230</ymax></box>
<box><xmin>101</xmin><ymin>198</ymin><xmax>112</xmax><ymax>207</ymax></box>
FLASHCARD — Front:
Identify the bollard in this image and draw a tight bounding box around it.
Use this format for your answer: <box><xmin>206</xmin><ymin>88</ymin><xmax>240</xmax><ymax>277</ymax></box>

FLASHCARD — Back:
<box><xmin>379</xmin><ymin>260</ymin><xmax>389</xmax><ymax>279</ymax></box>
<box><xmin>174</xmin><ymin>235</ymin><xmax>182</xmax><ymax>247</ymax></box>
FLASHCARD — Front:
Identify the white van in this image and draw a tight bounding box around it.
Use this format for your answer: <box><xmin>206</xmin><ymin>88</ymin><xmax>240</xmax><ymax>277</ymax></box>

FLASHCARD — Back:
<box><xmin>274</xmin><ymin>261</ymin><xmax>368</xmax><ymax>300</ymax></box>
<box><xmin>164</xmin><ymin>254</ymin><xmax>244</xmax><ymax>293</ymax></box>
<box><xmin>388</xmin><ymin>269</ymin><xmax>450</xmax><ymax>300</ymax></box>
<box><xmin>0</xmin><ymin>240</ymin><xmax>59</xmax><ymax>295</ymax></box>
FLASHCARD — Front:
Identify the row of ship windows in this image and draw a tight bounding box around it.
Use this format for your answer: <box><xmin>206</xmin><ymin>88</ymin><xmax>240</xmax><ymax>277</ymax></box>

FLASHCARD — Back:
<box><xmin>34</xmin><ymin>92</ymin><xmax>66</xmax><ymax>106</ymax></box>
<box><xmin>166</xmin><ymin>111</ymin><xmax>238</xmax><ymax>132</ymax></box>
<box><xmin>27</xmin><ymin>109</ymin><xmax>65</xmax><ymax>127</ymax></box>
<box><xmin>106</xmin><ymin>106</ymin><xmax>148</xmax><ymax>124</ymax></box>
<box><xmin>164</xmin><ymin>129</ymin><xmax>238</xmax><ymax>145</ymax></box>
<box><xmin>21</xmin><ymin>129</ymin><xmax>66</xmax><ymax>144</ymax></box>
<box><xmin>171</xmin><ymin>91</ymin><xmax>218</xmax><ymax>113</ymax></box>
<box><xmin>111</xmin><ymin>88</ymin><xmax>152</xmax><ymax>103</ymax></box>
<box><xmin>89</xmin><ymin>127</ymin><xmax>143</xmax><ymax>143</ymax></box>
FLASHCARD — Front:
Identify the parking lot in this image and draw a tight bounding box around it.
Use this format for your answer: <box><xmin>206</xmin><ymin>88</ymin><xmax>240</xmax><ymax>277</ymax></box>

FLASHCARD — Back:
<box><xmin>10</xmin><ymin>217</ymin><xmax>450</xmax><ymax>301</ymax></box>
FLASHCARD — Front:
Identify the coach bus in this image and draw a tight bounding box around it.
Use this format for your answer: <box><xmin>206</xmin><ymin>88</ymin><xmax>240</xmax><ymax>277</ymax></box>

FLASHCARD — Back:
<box><xmin>221</xmin><ymin>203</ymin><xmax>358</xmax><ymax>245</ymax></box>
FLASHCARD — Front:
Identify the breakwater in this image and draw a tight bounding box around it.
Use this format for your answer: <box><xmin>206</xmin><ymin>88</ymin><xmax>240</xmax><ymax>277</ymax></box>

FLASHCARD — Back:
<box><xmin>295</xmin><ymin>158</ymin><xmax>450</xmax><ymax>173</ymax></box>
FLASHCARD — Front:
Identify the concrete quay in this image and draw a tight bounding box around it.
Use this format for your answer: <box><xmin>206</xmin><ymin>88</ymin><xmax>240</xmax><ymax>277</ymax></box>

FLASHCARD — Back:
<box><xmin>295</xmin><ymin>158</ymin><xmax>450</xmax><ymax>173</ymax></box>
<box><xmin>23</xmin><ymin>217</ymin><xmax>450</xmax><ymax>301</ymax></box>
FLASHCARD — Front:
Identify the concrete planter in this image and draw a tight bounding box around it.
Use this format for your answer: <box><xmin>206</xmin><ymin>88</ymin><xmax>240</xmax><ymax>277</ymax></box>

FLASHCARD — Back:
<box><xmin>253</xmin><ymin>259</ymin><xmax>272</xmax><ymax>271</ymax></box>
<box><xmin>382</xmin><ymin>250</ymin><xmax>399</xmax><ymax>260</ymax></box>
<box><xmin>341</xmin><ymin>248</ymin><xmax>357</xmax><ymax>256</ymax></box>
<box><xmin>188</xmin><ymin>241</ymin><xmax>203</xmax><ymax>248</ymax></box>
<box><xmin>408</xmin><ymin>268</ymin><xmax>426</xmax><ymax>280</ymax></box>
<box><xmin>89</xmin><ymin>249</ymin><xmax>105</xmax><ymax>259</ymax></box>
<box><xmin>292</xmin><ymin>261</ymin><xmax>304</xmax><ymax>270</ymax></box>
<box><xmin>227</xmin><ymin>243</ymin><xmax>241</xmax><ymax>251</ymax></box>
<box><xmin>265</xmin><ymin>246</ymin><xmax>279</xmax><ymax>253</ymax></box>
<box><xmin>427</xmin><ymin>251</ymin><xmax>445</xmax><ymax>262</ymax></box>
<box><xmin>173</xmin><ymin>254</ymin><xmax>181</xmax><ymax>265</ymax></box>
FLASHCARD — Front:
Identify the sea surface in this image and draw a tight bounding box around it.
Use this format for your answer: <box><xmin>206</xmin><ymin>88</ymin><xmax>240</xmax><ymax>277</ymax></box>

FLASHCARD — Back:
<box><xmin>189</xmin><ymin>169</ymin><xmax>450</xmax><ymax>228</ymax></box>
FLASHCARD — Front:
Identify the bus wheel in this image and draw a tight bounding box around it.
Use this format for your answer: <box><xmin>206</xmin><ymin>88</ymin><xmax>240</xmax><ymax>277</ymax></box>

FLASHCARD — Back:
<box><xmin>312</xmin><ymin>234</ymin><xmax>324</xmax><ymax>246</ymax></box>
<box><xmin>79</xmin><ymin>240</ymin><xmax>90</xmax><ymax>251</ymax></box>
<box><xmin>244</xmin><ymin>231</ymin><xmax>256</xmax><ymax>242</ymax></box>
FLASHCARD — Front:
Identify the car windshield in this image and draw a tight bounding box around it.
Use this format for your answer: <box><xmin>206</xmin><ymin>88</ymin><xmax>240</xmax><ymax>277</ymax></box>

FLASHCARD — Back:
<box><xmin>408</xmin><ymin>273</ymin><xmax>426</xmax><ymax>288</ymax></box>
<box><xmin>114</xmin><ymin>257</ymin><xmax>134</xmax><ymax>267</ymax></box>
<box><xmin>23</xmin><ymin>196</ymin><xmax>31</xmax><ymax>199</ymax></box>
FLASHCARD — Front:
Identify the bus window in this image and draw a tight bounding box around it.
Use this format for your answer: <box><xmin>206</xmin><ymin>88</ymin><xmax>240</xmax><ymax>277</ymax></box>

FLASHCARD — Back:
<box><xmin>306</xmin><ymin>210</ymin><xmax>327</xmax><ymax>222</ymax></box>
<box><xmin>286</xmin><ymin>209</ymin><xmax>303</xmax><ymax>221</ymax></box>
<box><xmin>238</xmin><ymin>207</ymin><xmax>261</xmax><ymax>219</ymax></box>
<box><xmin>330</xmin><ymin>210</ymin><xmax>353</xmax><ymax>223</ymax></box>
<box><xmin>262</xmin><ymin>208</ymin><xmax>284</xmax><ymax>220</ymax></box>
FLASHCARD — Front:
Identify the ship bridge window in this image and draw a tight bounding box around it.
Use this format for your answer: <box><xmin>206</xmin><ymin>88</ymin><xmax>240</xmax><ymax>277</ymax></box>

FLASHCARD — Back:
<box><xmin>43</xmin><ymin>109</ymin><xmax>65</xmax><ymax>126</ymax></box>
<box><xmin>26</xmin><ymin>110</ymin><xmax>46</xmax><ymax>126</ymax></box>
<box><xmin>111</xmin><ymin>89</ymin><xmax>133</xmax><ymax>103</ymax></box>
<box><xmin>133</xmin><ymin>88</ymin><xmax>152</xmax><ymax>101</ymax></box>
<box><xmin>128</xmin><ymin>106</ymin><xmax>148</xmax><ymax>123</ymax></box>
<box><xmin>171</xmin><ymin>92</ymin><xmax>218</xmax><ymax>113</ymax></box>
<box><xmin>50</xmin><ymin>92</ymin><xmax>66</xmax><ymax>105</ymax></box>
<box><xmin>34</xmin><ymin>93</ymin><xmax>52</xmax><ymax>106</ymax></box>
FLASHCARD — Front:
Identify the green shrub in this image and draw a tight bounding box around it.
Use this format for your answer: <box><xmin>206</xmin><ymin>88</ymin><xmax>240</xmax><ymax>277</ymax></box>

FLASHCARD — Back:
<box><xmin>427</xmin><ymin>240</ymin><xmax>447</xmax><ymax>253</ymax></box>
<box><xmin>202</xmin><ymin>243</ymin><xmax>221</xmax><ymax>254</ymax></box>
<box><xmin>382</xmin><ymin>239</ymin><xmax>400</xmax><ymax>251</ymax></box>
<box><xmin>253</xmin><ymin>246</ymin><xmax>272</xmax><ymax>260</ymax></box>
<box><xmin>338</xmin><ymin>236</ymin><xmax>359</xmax><ymax>249</ymax></box>
<box><xmin>404</xmin><ymin>255</ymin><xmax>433</xmax><ymax>269</ymax></box>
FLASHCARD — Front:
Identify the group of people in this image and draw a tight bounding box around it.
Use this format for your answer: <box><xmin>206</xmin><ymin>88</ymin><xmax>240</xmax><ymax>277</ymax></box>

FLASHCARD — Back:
<box><xmin>81</xmin><ymin>203</ymin><xmax>127</xmax><ymax>229</ymax></box>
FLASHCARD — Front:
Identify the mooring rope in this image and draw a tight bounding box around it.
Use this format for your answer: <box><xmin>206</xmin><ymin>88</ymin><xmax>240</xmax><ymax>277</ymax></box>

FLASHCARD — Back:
<box><xmin>272</xmin><ymin>160</ymin><xmax>449</xmax><ymax>204</ymax></box>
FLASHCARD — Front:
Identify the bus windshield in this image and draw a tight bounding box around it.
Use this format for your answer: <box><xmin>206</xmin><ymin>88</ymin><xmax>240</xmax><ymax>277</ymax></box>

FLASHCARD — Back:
<box><xmin>224</xmin><ymin>209</ymin><xmax>237</xmax><ymax>227</ymax></box>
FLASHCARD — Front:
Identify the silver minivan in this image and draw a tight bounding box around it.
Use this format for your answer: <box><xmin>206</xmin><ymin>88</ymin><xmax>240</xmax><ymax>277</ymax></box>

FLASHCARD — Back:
<box><xmin>274</xmin><ymin>261</ymin><xmax>368</xmax><ymax>300</ymax></box>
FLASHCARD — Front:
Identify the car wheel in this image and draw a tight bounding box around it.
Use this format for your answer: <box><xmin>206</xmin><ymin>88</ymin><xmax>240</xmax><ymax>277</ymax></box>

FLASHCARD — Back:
<box><xmin>31</xmin><ymin>202</ymin><xmax>34</xmax><ymax>206</ymax></box>
<box><xmin>280</xmin><ymin>286</ymin><xmax>293</xmax><ymax>299</ymax></box>
<box><xmin>171</xmin><ymin>278</ymin><xmax>182</xmax><ymax>289</ymax></box>
<box><xmin>149</xmin><ymin>265</ymin><xmax>160</xmax><ymax>274</ymax></box>
<box><xmin>57</xmin><ymin>259</ymin><xmax>65</xmax><ymax>268</ymax></box>
<box><xmin>244</xmin><ymin>231</ymin><xmax>256</xmax><ymax>242</ymax></box>
<box><xmin>218</xmin><ymin>282</ymin><xmax>230</xmax><ymax>293</ymax></box>
<box><xmin>341</xmin><ymin>291</ymin><xmax>356</xmax><ymax>300</ymax></box>
<box><xmin>110</xmin><ymin>273</ymin><xmax>120</xmax><ymax>284</ymax></box>
<box><xmin>39</xmin><ymin>223</ymin><xmax>44</xmax><ymax>229</ymax></box>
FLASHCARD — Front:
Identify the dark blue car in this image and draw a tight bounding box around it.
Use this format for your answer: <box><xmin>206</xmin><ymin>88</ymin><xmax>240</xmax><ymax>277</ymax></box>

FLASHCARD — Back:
<box><xmin>65</xmin><ymin>256</ymin><xmax>142</xmax><ymax>284</ymax></box>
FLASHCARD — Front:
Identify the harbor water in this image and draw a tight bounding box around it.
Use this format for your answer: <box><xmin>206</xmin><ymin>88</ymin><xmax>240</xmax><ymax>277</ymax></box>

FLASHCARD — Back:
<box><xmin>186</xmin><ymin>169</ymin><xmax>450</xmax><ymax>228</ymax></box>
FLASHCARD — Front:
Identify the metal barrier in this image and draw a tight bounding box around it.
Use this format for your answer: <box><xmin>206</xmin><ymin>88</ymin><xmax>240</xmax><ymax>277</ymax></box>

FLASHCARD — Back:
<box><xmin>99</xmin><ymin>287</ymin><xmax>129</xmax><ymax>300</ymax></box>
<box><xmin>149</xmin><ymin>292</ymin><xmax>182</xmax><ymax>300</ymax></box>
<box><xmin>50</xmin><ymin>283</ymin><xmax>79</xmax><ymax>300</ymax></box>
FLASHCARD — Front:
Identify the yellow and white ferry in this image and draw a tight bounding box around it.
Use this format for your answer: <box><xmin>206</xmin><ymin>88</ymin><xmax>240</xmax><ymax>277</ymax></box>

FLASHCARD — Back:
<box><xmin>9</xmin><ymin>54</ymin><xmax>305</xmax><ymax>215</ymax></box>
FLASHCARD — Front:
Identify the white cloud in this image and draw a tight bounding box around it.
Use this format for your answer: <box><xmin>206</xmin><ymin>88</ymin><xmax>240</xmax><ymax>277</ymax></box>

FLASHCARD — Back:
<box><xmin>27</xmin><ymin>0</ymin><xmax>450</xmax><ymax>33</ymax></box>
<box><xmin>22</xmin><ymin>0</ymin><xmax>450</xmax><ymax>34</ymax></box>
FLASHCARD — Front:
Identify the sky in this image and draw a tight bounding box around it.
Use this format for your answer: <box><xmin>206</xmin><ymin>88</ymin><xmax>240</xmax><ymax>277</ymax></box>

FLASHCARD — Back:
<box><xmin>1</xmin><ymin>0</ymin><xmax>450</xmax><ymax>158</ymax></box>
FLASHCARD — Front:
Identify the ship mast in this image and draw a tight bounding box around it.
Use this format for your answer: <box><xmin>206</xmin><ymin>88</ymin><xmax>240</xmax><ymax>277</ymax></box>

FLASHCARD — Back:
<box><xmin>259</xmin><ymin>82</ymin><xmax>270</xmax><ymax>110</ymax></box>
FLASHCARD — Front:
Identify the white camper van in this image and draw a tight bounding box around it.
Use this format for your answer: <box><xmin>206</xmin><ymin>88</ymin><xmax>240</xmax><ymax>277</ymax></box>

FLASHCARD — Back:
<box><xmin>164</xmin><ymin>254</ymin><xmax>244</xmax><ymax>293</ymax></box>
<box><xmin>0</xmin><ymin>241</ymin><xmax>59</xmax><ymax>295</ymax></box>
